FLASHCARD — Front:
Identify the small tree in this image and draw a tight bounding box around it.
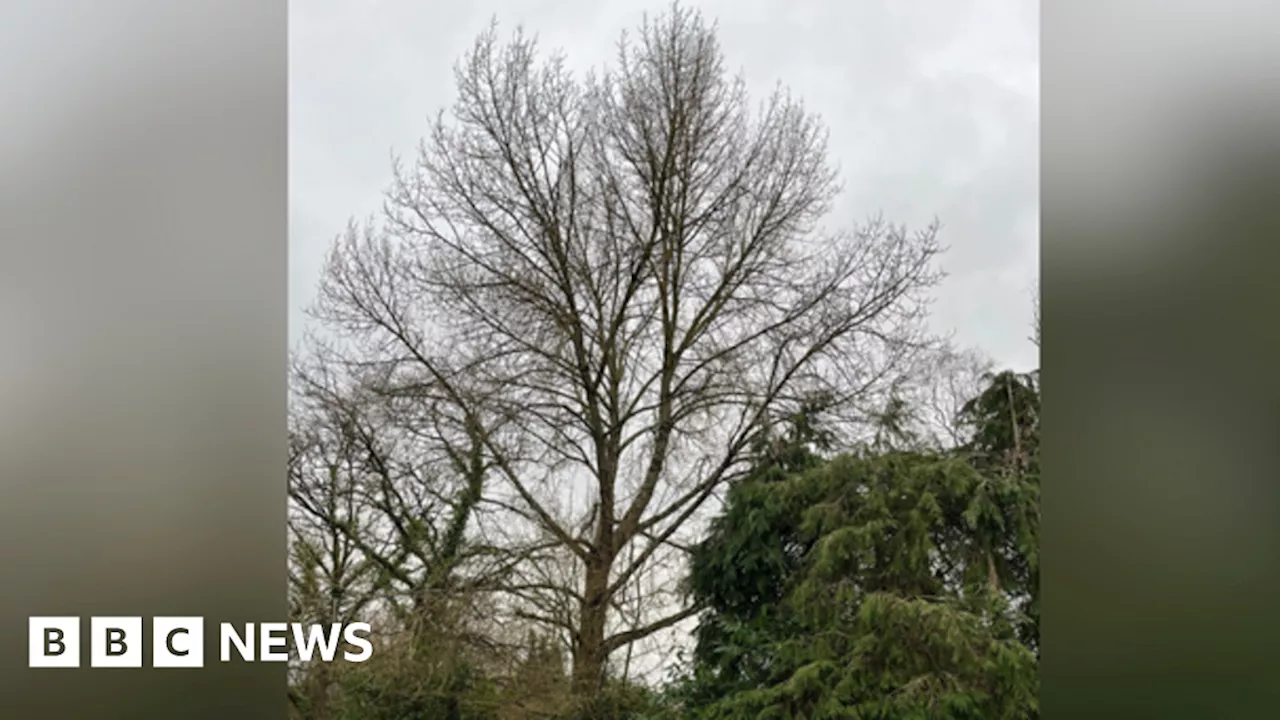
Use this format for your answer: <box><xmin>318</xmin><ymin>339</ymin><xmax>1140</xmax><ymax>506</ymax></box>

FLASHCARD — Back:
<box><xmin>288</xmin><ymin>391</ymin><xmax>380</xmax><ymax>719</ymax></box>
<box><xmin>288</xmin><ymin>350</ymin><xmax>516</xmax><ymax>717</ymax></box>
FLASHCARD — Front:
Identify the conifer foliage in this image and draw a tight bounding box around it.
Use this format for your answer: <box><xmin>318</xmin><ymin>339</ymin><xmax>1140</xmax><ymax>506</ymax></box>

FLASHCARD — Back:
<box><xmin>675</xmin><ymin>369</ymin><xmax>1040</xmax><ymax>719</ymax></box>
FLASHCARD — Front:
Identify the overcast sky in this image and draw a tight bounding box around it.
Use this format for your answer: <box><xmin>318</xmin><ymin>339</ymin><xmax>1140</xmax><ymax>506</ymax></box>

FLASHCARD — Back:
<box><xmin>290</xmin><ymin>0</ymin><xmax>1038</xmax><ymax>371</ymax></box>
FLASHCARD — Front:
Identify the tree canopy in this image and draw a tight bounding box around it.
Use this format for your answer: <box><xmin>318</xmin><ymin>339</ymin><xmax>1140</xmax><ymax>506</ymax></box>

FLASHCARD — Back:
<box><xmin>285</xmin><ymin>3</ymin><xmax>1038</xmax><ymax>718</ymax></box>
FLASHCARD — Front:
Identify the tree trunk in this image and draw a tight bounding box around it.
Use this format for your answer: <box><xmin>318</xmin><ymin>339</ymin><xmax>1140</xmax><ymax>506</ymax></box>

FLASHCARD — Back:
<box><xmin>571</xmin><ymin>556</ymin><xmax>612</xmax><ymax>698</ymax></box>
<box><xmin>1006</xmin><ymin>375</ymin><xmax>1023</xmax><ymax>471</ymax></box>
<box><xmin>307</xmin><ymin>662</ymin><xmax>332</xmax><ymax>720</ymax></box>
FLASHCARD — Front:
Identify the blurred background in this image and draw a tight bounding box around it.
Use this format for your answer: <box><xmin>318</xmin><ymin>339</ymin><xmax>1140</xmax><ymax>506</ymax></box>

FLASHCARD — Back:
<box><xmin>2</xmin><ymin>0</ymin><xmax>1279</xmax><ymax>717</ymax></box>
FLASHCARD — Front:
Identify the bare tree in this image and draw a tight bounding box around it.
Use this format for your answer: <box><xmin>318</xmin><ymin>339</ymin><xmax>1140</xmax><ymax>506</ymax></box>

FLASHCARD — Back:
<box><xmin>309</xmin><ymin>4</ymin><xmax>942</xmax><ymax>697</ymax></box>
<box><xmin>287</xmin><ymin>348</ymin><xmax>535</xmax><ymax>715</ymax></box>
<box><xmin>288</xmin><ymin>344</ymin><xmax>522</xmax><ymax>636</ymax></box>
<box><xmin>1031</xmin><ymin>282</ymin><xmax>1041</xmax><ymax>348</ymax></box>
<box><xmin>288</xmin><ymin>419</ymin><xmax>379</xmax><ymax>630</ymax></box>
<box><xmin>287</xmin><ymin>399</ymin><xmax>378</xmax><ymax>719</ymax></box>
<box><xmin>912</xmin><ymin>345</ymin><xmax>996</xmax><ymax>448</ymax></box>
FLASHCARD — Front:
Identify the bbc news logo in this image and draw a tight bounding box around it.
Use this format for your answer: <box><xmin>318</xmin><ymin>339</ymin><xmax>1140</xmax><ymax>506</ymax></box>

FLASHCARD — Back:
<box><xmin>28</xmin><ymin>617</ymin><xmax>373</xmax><ymax>668</ymax></box>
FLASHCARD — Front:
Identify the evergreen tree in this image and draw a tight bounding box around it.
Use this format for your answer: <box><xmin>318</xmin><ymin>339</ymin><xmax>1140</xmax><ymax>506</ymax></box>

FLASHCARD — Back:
<box><xmin>673</xmin><ymin>371</ymin><xmax>1040</xmax><ymax>719</ymax></box>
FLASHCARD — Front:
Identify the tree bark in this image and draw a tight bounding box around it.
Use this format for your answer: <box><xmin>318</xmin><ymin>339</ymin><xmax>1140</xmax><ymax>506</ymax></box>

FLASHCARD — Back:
<box><xmin>987</xmin><ymin>550</ymin><xmax>1001</xmax><ymax>594</ymax></box>
<box><xmin>571</xmin><ymin>555</ymin><xmax>613</xmax><ymax>697</ymax></box>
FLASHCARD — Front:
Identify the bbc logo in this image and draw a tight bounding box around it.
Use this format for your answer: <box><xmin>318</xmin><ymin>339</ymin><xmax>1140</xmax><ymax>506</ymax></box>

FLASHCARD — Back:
<box><xmin>29</xmin><ymin>617</ymin><xmax>204</xmax><ymax>668</ymax></box>
<box><xmin>29</xmin><ymin>616</ymin><xmax>372</xmax><ymax>667</ymax></box>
